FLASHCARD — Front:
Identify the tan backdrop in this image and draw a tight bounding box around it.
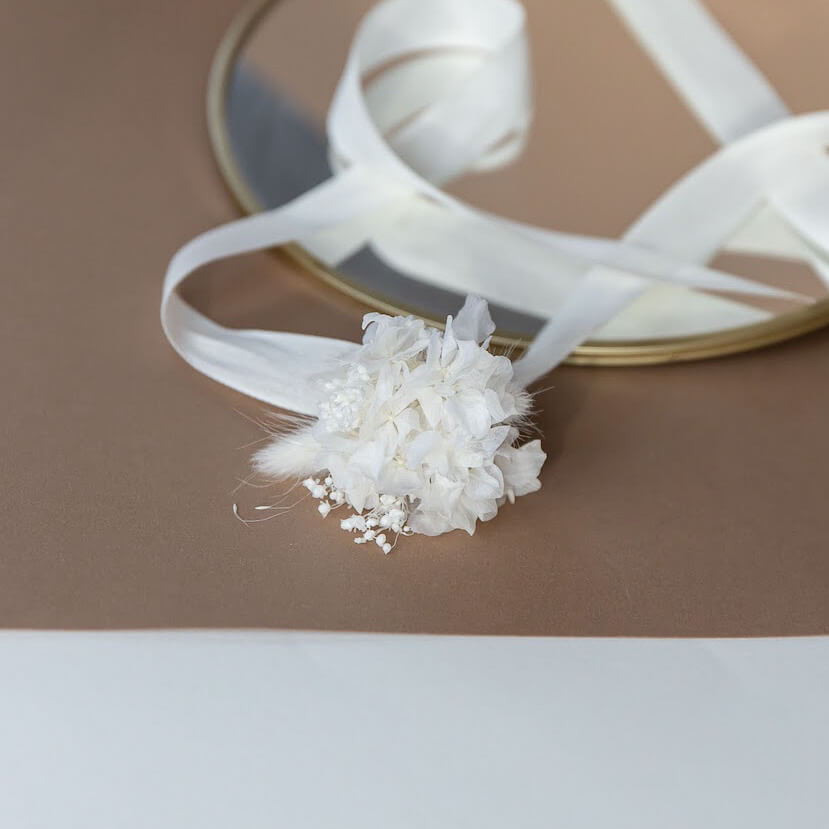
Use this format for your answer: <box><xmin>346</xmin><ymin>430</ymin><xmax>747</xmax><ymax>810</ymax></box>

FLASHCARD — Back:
<box><xmin>1</xmin><ymin>0</ymin><xmax>827</xmax><ymax>634</ymax></box>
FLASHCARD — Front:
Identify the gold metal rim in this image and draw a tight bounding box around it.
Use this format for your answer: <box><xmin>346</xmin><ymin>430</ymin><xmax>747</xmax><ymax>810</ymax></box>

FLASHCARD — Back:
<box><xmin>206</xmin><ymin>0</ymin><xmax>829</xmax><ymax>366</ymax></box>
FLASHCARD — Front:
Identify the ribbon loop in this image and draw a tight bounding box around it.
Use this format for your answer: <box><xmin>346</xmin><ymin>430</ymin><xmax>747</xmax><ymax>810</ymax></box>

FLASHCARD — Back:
<box><xmin>164</xmin><ymin>0</ymin><xmax>829</xmax><ymax>404</ymax></box>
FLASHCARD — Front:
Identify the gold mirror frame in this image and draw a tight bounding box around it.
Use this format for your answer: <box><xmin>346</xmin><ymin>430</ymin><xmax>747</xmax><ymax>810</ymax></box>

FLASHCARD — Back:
<box><xmin>206</xmin><ymin>0</ymin><xmax>829</xmax><ymax>366</ymax></box>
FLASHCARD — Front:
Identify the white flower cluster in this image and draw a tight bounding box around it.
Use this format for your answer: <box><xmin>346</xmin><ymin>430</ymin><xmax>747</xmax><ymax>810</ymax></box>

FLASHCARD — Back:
<box><xmin>255</xmin><ymin>296</ymin><xmax>545</xmax><ymax>548</ymax></box>
<box><xmin>302</xmin><ymin>475</ymin><xmax>414</xmax><ymax>554</ymax></box>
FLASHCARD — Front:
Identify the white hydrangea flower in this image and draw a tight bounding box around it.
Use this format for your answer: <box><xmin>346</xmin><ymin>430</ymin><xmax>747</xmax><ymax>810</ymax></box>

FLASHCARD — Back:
<box><xmin>254</xmin><ymin>296</ymin><xmax>545</xmax><ymax>550</ymax></box>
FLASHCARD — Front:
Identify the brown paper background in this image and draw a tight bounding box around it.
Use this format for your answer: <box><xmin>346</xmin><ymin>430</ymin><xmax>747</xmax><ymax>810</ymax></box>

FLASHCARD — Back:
<box><xmin>1</xmin><ymin>0</ymin><xmax>827</xmax><ymax>634</ymax></box>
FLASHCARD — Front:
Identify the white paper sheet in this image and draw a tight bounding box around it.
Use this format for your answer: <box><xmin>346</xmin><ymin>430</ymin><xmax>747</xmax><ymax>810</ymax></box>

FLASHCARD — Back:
<box><xmin>1</xmin><ymin>631</ymin><xmax>826</xmax><ymax>828</ymax></box>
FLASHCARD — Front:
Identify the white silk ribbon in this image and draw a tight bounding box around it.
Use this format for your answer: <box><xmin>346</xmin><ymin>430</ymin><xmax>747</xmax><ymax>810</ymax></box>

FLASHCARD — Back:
<box><xmin>163</xmin><ymin>0</ymin><xmax>829</xmax><ymax>407</ymax></box>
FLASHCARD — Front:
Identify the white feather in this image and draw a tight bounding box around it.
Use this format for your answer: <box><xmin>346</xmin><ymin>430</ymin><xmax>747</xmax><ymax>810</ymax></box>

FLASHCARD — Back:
<box><xmin>254</xmin><ymin>425</ymin><xmax>321</xmax><ymax>480</ymax></box>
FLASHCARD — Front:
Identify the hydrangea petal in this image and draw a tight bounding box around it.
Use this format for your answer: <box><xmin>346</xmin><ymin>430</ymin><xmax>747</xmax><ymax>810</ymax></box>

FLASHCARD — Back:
<box><xmin>497</xmin><ymin>440</ymin><xmax>546</xmax><ymax>502</ymax></box>
<box><xmin>452</xmin><ymin>294</ymin><xmax>496</xmax><ymax>344</ymax></box>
